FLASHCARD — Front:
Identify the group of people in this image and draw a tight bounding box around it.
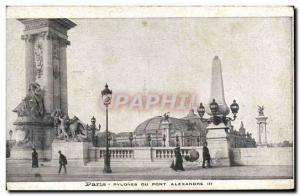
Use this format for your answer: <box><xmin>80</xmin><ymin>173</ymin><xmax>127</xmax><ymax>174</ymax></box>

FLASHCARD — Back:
<box><xmin>32</xmin><ymin>149</ymin><xmax>68</xmax><ymax>174</ymax></box>
<box><xmin>32</xmin><ymin>142</ymin><xmax>211</xmax><ymax>174</ymax></box>
<box><xmin>170</xmin><ymin>142</ymin><xmax>211</xmax><ymax>172</ymax></box>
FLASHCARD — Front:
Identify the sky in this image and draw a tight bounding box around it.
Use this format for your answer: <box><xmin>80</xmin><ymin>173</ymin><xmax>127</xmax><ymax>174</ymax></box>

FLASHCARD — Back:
<box><xmin>6</xmin><ymin>17</ymin><xmax>293</xmax><ymax>143</ymax></box>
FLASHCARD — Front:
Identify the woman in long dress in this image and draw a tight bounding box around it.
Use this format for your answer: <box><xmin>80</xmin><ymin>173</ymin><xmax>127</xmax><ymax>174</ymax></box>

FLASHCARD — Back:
<box><xmin>170</xmin><ymin>147</ymin><xmax>185</xmax><ymax>171</ymax></box>
<box><xmin>32</xmin><ymin>148</ymin><xmax>39</xmax><ymax>168</ymax></box>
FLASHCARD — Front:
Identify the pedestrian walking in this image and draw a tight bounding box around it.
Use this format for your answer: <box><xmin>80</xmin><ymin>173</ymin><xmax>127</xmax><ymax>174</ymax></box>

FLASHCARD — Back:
<box><xmin>32</xmin><ymin>148</ymin><xmax>39</xmax><ymax>168</ymax></box>
<box><xmin>202</xmin><ymin>142</ymin><xmax>212</xmax><ymax>168</ymax></box>
<box><xmin>58</xmin><ymin>150</ymin><xmax>67</xmax><ymax>174</ymax></box>
<box><xmin>170</xmin><ymin>147</ymin><xmax>185</xmax><ymax>171</ymax></box>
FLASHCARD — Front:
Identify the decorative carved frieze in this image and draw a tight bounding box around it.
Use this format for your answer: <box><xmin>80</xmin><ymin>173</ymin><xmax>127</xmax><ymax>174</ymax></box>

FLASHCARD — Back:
<box><xmin>33</xmin><ymin>37</ymin><xmax>43</xmax><ymax>78</ymax></box>
<box><xmin>53</xmin><ymin>42</ymin><xmax>60</xmax><ymax>79</ymax></box>
<box><xmin>23</xmin><ymin>19</ymin><xmax>49</xmax><ymax>31</ymax></box>
<box><xmin>21</xmin><ymin>34</ymin><xmax>34</xmax><ymax>42</ymax></box>
<box><xmin>38</xmin><ymin>31</ymin><xmax>70</xmax><ymax>46</ymax></box>
<box><xmin>21</xmin><ymin>19</ymin><xmax>68</xmax><ymax>36</ymax></box>
<box><xmin>60</xmin><ymin>38</ymin><xmax>71</xmax><ymax>46</ymax></box>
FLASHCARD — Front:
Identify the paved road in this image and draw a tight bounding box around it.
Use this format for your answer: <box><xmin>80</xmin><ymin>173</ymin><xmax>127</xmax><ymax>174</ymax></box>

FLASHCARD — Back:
<box><xmin>6</xmin><ymin>163</ymin><xmax>293</xmax><ymax>182</ymax></box>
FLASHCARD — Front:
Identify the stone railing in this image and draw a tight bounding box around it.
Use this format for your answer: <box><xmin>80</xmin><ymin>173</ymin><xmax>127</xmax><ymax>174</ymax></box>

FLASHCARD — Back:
<box><xmin>89</xmin><ymin>147</ymin><xmax>135</xmax><ymax>162</ymax></box>
<box><xmin>88</xmin><ymin>146</ymin><xmax>202</xmax><ymax>162</ymax></box>
<box><xmin>152</xmin><ymin>147</ymin><xmax>199</xmax><ymax>159</ymax></box>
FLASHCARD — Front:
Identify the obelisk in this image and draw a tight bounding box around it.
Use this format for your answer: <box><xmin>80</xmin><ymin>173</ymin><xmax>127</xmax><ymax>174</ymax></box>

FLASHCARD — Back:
<box><xmin>207</xmin><ymin>56</ymin><xmax>230</xmax><ymax>116</ymax></box>
<box><xmin>206</xmin><ymin>56</ymin><xmax>232</xmax><ymax>166</ymax></box>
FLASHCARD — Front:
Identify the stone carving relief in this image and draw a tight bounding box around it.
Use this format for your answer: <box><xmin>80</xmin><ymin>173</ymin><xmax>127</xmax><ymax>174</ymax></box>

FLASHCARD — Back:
<box><xmin>51</xmin><ymin>109</ymin><xmax>91</xmax><ymax>142</ymax></box>
<box><xmin>257</xmin><ymin>105</ymin><xmax>264</xmax><ymax>116</ymax></box>
<box><xmin>23</xmin><ymin>20</ymin><xmax>49</xmax><ymax>31</ymax></box>
<box><xmin>13</xmin><ymin>82</ymin><xmax>45</xmax><ymax>119</ymax></box>
<box><xmin>21</xmin><ymin>34</ymin><xmax>34</xmax><ymax>42</ymax></box>
<box><xmin>34</xmin><ymin>38</ymin><xmax>43</xmax><ymax>78</ymax></box>
<box><xmin>53</xmin><ymin>42</ymin><xmax>60</xmax><ymax>79</ymax></box>
<box><xmin>14</xmin><ymin>126</ymin><xmax>33</xmax><ymax>148</ymax></box>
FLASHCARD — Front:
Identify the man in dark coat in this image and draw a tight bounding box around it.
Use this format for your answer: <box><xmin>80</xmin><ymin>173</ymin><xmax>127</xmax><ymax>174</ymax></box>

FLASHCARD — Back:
<box><xmin>170</xmin><ymin>147</ymin><xmax>185</xmax><ymax>171</ymax></box>
<box><xmin>58</xmin><ymin>150</ymin><xmax>67</xmax><ymax>174</ymax></box>
<box><xmin>32</xmin><ymin>148</ymin><xmax>39</xmax><ymax>168</ymax></box>
<box><xmin>202</xmin><ymin>142</ymin><xmax>212</xmax><ymax>168</ymax></box>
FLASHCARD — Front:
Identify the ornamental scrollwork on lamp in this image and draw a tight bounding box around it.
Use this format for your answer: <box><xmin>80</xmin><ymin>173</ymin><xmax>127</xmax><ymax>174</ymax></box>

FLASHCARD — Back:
<box><xmin>197</xmin><ymin>99</ymin><xmax>239</xmax><ymax>126</ymax></box>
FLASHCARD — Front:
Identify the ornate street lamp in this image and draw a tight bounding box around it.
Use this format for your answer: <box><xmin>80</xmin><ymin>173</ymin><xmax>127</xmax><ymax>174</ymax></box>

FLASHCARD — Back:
<box><xmin>147</xmin><ymin>134</ymin><xmax>152</xmax><ymax>147</ymax></box>
<box><xmin>209</xmin><ymin>99</ymin><xmax>219</xmax><ymax>116</ymax></box>
<box><xmin>230</xmin><ymin>100</ymin><xmax>239</xmax><ymax>120</ymax></box>
<box><xmin>129</xmin><ymin>132</ymin><xmax>133</xmax><ymax>147</ymax></box>
<box><xmin>162</xmin><ymin>134</ymin><xmax>166</xmax><ymax>147</ymax></box>
<box><xmin>108</xmin><ymin>132</ymin><xmax>113</xmax><ymax>147</ymax></box>
<box><xmin>155</xmin><ymin>130</ymin><xmax>158</xmax><ymax>147</ymax></box>
<box><xmin>90</xmin><ymin>116</ymin><xmax>96</xmax><ymax>146</ymax></box>
<box><xmin>101</xmin><ymin>83</ymin><xmax>112</xmax><ymax>173</ymax></box>
<box><xmin>197</xmin><ymin>99</ymin><xmax>239</xmax><ymax>126</ymax></box>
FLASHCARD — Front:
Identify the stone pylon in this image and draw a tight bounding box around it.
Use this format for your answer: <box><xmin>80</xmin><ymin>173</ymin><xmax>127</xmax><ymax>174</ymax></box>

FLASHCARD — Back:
<box><xmin>11</xmin><ymin>19</ymin><xmax>76</xmax><ymax>160</ymax></box>
<box><xmin>206</xmin><ymin>56</ymin><xmax>232</xmax><ymax>166</ymax></box>
<box><xmin>256</xmin><ymin>108</ymin><xmax>268</xmax><ymax>146</ymax></box>
<box><xmin>18</xmin><ymin>19</ymin><xmax>76</xmax><ymax>114</ymax></box>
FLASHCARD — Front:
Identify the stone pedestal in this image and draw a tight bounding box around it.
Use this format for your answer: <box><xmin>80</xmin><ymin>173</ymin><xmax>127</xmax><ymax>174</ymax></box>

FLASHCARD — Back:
<box><xmin>10</xmin><ymin>116</ymin><xmax>55</xmax><ymax>161</ymax></box>
<box><xmin>51</xmin><ymin>140</ymin><xmax>91</xmax><ymax>166</ymax></box>
<box><xmin>206</xmin><ymin>123</ymin><xmax>231</xmax><ymax>167</ymax></box>
<box><xmin>134</xmin><ymin>147</ymin><xmax>153</xmax><ymax>162</ymax></box>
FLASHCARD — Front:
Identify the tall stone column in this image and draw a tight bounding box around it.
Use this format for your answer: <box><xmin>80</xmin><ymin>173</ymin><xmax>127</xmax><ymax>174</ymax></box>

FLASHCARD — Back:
<box><xmin>256</xmin><ymin>112</ymin><xmax>268</xmax><ymax>146</ymax></box>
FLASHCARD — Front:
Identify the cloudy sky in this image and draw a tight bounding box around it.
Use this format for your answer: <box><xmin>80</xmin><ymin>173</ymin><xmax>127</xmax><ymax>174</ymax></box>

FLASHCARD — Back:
<box><xmin>7</xmin><ymin>17</ymin><xmax>293</xmax><ymax>143</ymax></box>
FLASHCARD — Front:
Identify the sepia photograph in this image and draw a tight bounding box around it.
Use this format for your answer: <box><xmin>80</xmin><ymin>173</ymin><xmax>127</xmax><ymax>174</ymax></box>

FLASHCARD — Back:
<box><xmin>5</xmin><ymin>6</ymin><xmax>294</xmax><ymax>191</ymax></box>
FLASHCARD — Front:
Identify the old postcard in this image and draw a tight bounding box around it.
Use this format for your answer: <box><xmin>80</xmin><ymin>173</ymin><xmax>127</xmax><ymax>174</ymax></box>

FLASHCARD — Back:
<box><xmin>6</xmin><ymin>6</ymin><xmax>294</xmax><ymax>191</ymax></box>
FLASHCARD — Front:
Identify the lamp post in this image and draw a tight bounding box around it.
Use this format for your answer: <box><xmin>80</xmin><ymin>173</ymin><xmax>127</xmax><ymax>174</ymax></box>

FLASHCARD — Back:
<box><xmin>101</xmin><ymin>83</ymin><xmax>112</xmax><ymax>173</ymax></box>
<box><xmin>108</xmin><ymin>133</ymin><xmax>112</xmax><ymax>147</ymax></box>
<box><xmin>90</xmin><ymin>116</ymin><xmax>96</xmax><ymax>146</ymax></box>
<box><xmin>197</xmin><ymin>99</ymin><xmax>239</xmax><ymax>126</ymax></box>
<box><xmin>155</xmin><ymin>130</ymin><xmax>158</xmax><ymax>147</ymax></box>
<box><xmin>147</xmin><ymin>134</ymin><xmax>152</xmax><ymax>147</ymax></box>
<box><xmin>129</xmin><ymin>132</ymin><xmax>133</xmax><ymax>147</ymax></box>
